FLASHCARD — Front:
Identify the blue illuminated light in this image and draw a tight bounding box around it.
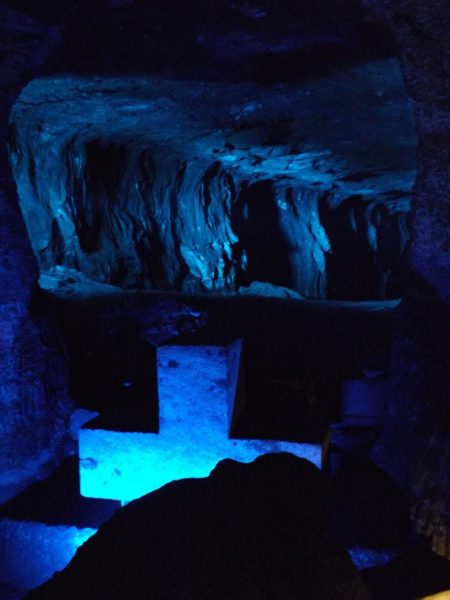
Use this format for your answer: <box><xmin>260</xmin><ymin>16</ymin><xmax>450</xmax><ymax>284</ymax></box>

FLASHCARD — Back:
<box><xmin>348</xmin><ymin>547</ymin><xmax>397</xmax><ymax>569</ymax></box>
<box><xmin>0</xmin><ymin>518</ymin><xmax>96</xmax><ymax>590</ymax></box>
<box><xmin>80</xmin><ymin>343</ymin><xmax>321</xmax><ymax>502</ymax></box>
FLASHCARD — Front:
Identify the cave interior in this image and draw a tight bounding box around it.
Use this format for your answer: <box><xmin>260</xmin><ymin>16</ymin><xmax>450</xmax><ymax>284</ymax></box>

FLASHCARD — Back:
<box><xmin>0</xmin><ymin>1</ymin><xmax>449</xmax><ymax>599</ymax></box>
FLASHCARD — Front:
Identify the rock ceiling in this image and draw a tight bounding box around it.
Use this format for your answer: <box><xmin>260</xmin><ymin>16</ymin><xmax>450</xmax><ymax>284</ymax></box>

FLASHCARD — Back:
<box><xmin>10</xmin><ymin>58</ymin><xmax>416</xmax><ymax>299</ymax></box>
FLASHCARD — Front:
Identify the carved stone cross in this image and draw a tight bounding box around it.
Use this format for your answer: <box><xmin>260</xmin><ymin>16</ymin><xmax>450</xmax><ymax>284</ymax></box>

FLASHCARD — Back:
<box><xmin>80</xmin><ymin>342</ymin><xmax>321</xmax><ymax>502</ymax></box>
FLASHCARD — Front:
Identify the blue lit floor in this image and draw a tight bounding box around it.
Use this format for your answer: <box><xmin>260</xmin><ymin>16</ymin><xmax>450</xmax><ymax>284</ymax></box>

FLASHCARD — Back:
<box><xmin>80</xmin><ymin>344</ymin><xmax>322</xmax><ymax>503</ymax></box>
<box><xmin>0</xmin><ymin>519</ymin><xmax>96</xmax><ymax>592</ymax></box>
<box><xmin>0</xmin><ymin>456</ymin><xmax>118</xmax><ymax>596</ymax></box>
<box><xmin>0</xmin><ymin>343</ymin><xmax>407</xmax><ymax>597</ymax></box>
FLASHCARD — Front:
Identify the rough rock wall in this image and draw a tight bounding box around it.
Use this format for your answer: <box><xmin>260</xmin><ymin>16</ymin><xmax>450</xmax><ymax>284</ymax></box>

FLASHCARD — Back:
<box><xmin>15</xmin><ymin>145</ymin><xmax>330</xmax><ymax>297</ymax></box>
<box><xmin>9</xmin><ymin>68</ymin><xmax>415</xmax><ymax>299</ymax></box>
<box><xmin>0</xmin><ymin>4</ymin><xmax>72</xmax><ymax>501</ymax></box>
<box><xmin>363</xmin><ymin>0</ymin><xmax>450</xmax><ymax>559</ymax></box>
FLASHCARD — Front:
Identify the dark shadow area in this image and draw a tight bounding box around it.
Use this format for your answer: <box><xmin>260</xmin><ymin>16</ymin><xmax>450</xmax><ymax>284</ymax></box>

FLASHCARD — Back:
<box><xmin>319</xmin><ymin>195</ymin><xmax>380</xmax><ymax>300</ymax></box>
<box><xmin>0</xmin><ymin>457</ymin><xmax>119</xmax><ymax>528</ymax></box>
<box><xmin>232</xmin><ymin>342</ymin><xmax>341</xmax><ymax>443</ymax></box>
<box><xmin>33</xmin><ymin>289</ymin><xmax>395</xmax><ymax>443</ymax></box>
<box><xmin>63</xmin><ymin>312</ymin><xmax>159</xmax><ymax>433</ymax></box>
<box><xmin>332</xmin><ymin>455</ymin><xmax>412</xmax><ymax>550</ymax></box>
<box><xmin>5</xmin><ymin>0</ymin><xmax>397</xmax><ymax>84</ymax></box>
<box><xmin>319</xmin><ymin>193</ymin><xmax>411</xmax><ymax>300</ymax></box>
<box><xmin>21</xmin><ymin>454</ymin><xmax>370</xmax><ymax>599</ymax></box>
<box><xmin>250</xmin><ymin>44</ymin><xmax>395</xmax><ymax>85</ymax></box>
<box><xmin>232</xmin><ymin>180</ymin><xmax>292</xmax><ymax>289</ymax></box>
<box><xmin>70</xmin><ymin>140</ymin><xmax>128</xmax><ymax>255</ymax></box>
<box><xmin>362</xmin><ymin>544</ymin><xmax>450</xmax><ymax>600</ymax></box>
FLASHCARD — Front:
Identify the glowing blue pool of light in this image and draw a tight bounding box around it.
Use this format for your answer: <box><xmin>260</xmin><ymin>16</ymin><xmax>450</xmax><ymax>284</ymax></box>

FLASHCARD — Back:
<box><xmin>80</xmin><ymin>343</ymin><xmax>321</xmax><ymax>502</ymax></box>
<box><xmin>0</xmin><ymin>518</ymin><xmax>96</xmax><ymax>591</ymax></box>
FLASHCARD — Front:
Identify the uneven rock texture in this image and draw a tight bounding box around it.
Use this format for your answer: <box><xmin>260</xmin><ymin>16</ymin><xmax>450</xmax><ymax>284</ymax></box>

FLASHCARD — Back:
<box><xmin>9</xmin><ymin>60</ymin><xmax>415</xmax><ymax>299</ymax></box>
<box><xmin>26</xmin><ymin>453</ymin><xmax>371</xmax><ymax>600</ymax></box>
<box><xmin>0</xmin><ymin>5</ymin><xmax>72</xmax><ymax>502</ymax></box>
<box><xmin>0</xmin><ymin>303</ymin><xmax>71</xmax><ymax>503</ymax></box>
<box><xmin>364</xmin><ymin>1</ymin><xmax>450</xmax><ymax>303</ymax></box>
<box><xmin>362</xmin><ymin>0</ymin><xmax>450</xmax><ymax>559</ymax></box>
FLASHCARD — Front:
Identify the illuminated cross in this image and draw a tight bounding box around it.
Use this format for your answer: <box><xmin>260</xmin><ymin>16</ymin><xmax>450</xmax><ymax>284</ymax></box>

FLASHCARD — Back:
<box><xmin>79</xmin><ymin>342</ymin><xmax>321</xmax><ymax>502</ymax></box>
